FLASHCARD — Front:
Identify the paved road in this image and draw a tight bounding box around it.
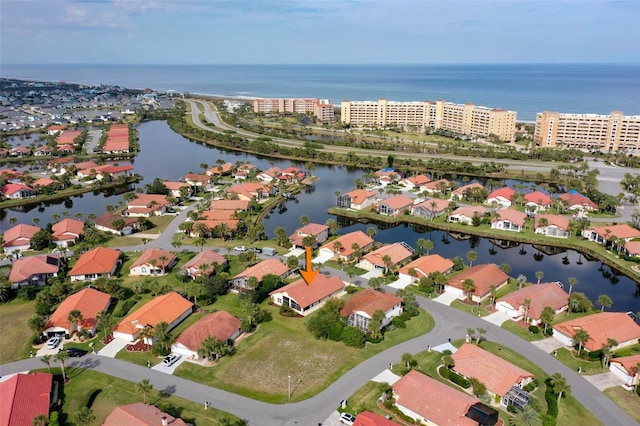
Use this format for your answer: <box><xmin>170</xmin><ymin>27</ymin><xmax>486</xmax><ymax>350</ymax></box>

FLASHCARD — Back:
<box><xmin>85</xmin><ymin>129</ymin><xmax>102</xmax><ymax>154</ymax></box>
<box><xmin>2</xmin><ymin>286</ymin><xmax>634</xmax><ymax>425</ymax></box>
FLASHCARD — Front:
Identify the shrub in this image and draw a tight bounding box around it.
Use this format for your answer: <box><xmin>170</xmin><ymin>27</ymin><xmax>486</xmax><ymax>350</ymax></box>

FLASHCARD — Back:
<box><xmin>49</xmin><ymin>411</ymin><xmax>60</xmax><ymax>426</ymax></box>
<box><xmin>279</xmin><ymin>305</ymin><xmax>295</xmax><ymax>317</ymax></box>
<box><xmin>116</xmin><ymin>299</ymin><xmax>136</xmax><ymax>317</ymax></box>
<box><xmin>367</xmin><ymin>335</ymin><xmax>383</xmax><ymax>344</ymax></box>
<box><xmin>328</xmin><ymin>322</ymin><xmax>344</xmax><ymax>341</ymax></box>
<box><xmin>544</xmin><ymin>382</ymin><xmax>558</xmax><ymax>419</ymax></box>
<box><xmin>507</xmin><ymin>404</ymin><xmax>519</xmax><ymax>413</ymax></box>
<box><xmin>528</xmin><ymin>325</ymin><xmax>540</xmax><ymax>334</ymax></box>
<box><xmin>541</xmin><ymin>414</ymin><xmax>556</xmax><ymax>426</ymax></box>
<box><xmin>399</xmin><ymin>311</ymin><xmax>413</xmax><ymax>322</ymax></box>
<box><xmin>341</xmin><ymin>326</ymin><xmax>365</xmax><ymax>348</ymax></box>
<box><xmin>449</xmin><ymin>371</ymin><xmax>470</xmax><ymax>388</ymax></box>
<box><xmin>392</xmin><ymin>316</ymin><xmax>406</xmax><ymax>329</ymax></box>
<box><xmin>438</xmin><ymin>366</ymin><xmax>450</xmax><ymax>379</ymax></box>
<box><xmin>345</xmin><ymin>285</ymin><xmax>359</xmax><ymax>294</ymax></box>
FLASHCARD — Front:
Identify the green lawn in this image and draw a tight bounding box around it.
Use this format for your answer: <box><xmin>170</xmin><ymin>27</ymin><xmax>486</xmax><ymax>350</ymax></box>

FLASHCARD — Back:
<box><xmin>554</xmin><ymin>348</ymin><xmax>606</xmax><ymax>375</ymax></box>
<box><xmin>0</xmin><ymin>298</ymin><xmax>36</xmax><ymax>363</ymax></box>
<box><xmin>604</xmin><ymin>386</ymin><xmax>640</xmax><ymax>424</ymax></box>
<box><xmin>40</xmin><ymin>368</ymin><xmax>243</xmax><ymax>426</ymax></box>
<box><xmin>501</xmin><ymin>320</ymin><xmax>546</xmax><ymax>342</ymax></box>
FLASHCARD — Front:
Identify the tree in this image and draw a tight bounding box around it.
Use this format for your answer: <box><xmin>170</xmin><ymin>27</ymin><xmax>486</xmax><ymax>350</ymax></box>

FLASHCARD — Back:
<box><xmin>600</xmin><ymin>338</ymin><xmax>618</xmax><ymax>369</ymax></box>
<box><xmin>464</xmin><ymin>250</ymin><xmax>478</xmax><ymax>268</ymax></box>
<box><xmin>516</xmin><ymin>274</ymin><xmax>527</xmax><ymax>290</ymax></box>
<box><xmin>510</xmin><ymin>405</ymin><xmax>542</xmax><ymax>426</ymax></box>
<box><xmin>366</xmin><ymin>227</ymin><xmax>377</xmax><ymax>239</ymax></box>
<box><xmin>368</xmin><ymin>309</ymin><xmax>386</xmax><ymax>340</ymax></box>
<box><xmin>299</xmin><ymin>215</ymin><xmax>310</xmax><ymax>226</ymax></box>
<box><xmin>152</xmin><ymin>321</ymin><xmax>173</xmax><ymax>356</ymax></box>
<box><xmin>135</xmin><ymin>378</ymin><xmax>154</xmax><ymax>404</ymax></box>
<box><xmin>381</xmin><ymin>254</ymin><xmax>393</xmax><ymax>274</ymax></box>
<box><xmin>535</xmin><ymin>270</ymin><xmax>544</xmax><ymax>284</ymax></box>
<box><xmin>550</xmin><ymin>373</ymin><xmax>571</xmax><ymax>408</ymax></box>
<box><xmin>462</xmin><ymin>278</ymin><xmax>475</xmax><ymax>302</ymax></box>
<box><xmin>325</xmin><ymin>218</ymin><xmax>339</xmax><ymax>236</ymax></box>
<box><xmin>401</xmin><ymin>352</ymin><xmax>417</xmax><ymax>371</ymax></box>
<box><xmin>96</xmin><ymin>310</ymin><xmax>113</xmax><ymax>337</ymax></box>
<box><xmin>41</xmin><ymin>354</ymin><xmax>52</xmax><ymax>373</ymax></box>
<box><xmin>76</xmin><ymin>407</ymin><xmax>96</xmax><ymax>426</ymax></box>
<box><xmin>596</xmin><ymin>294</ymin><xmax>612</xmax><ymax>311</ymax></box>
<box><xmin>475</xmin><ymin>327</ymin><xmax>486</xmax><ymax>345</ymax></box>
<box><xmin>30</xmin><ymin>229</ymin><xmax>53</xmax><ymax>250</ymax></box>
<box><xmin>28</xmin><ymin>314</ymin><xmax>46</xmax><ymax>334</ymax></box>
<box><xmin>568</xmin><ymin>276</ymin><xmax>578</xmax><ymax>295</ymax></box>
<box><xmin>67</xmin><ymin>309</ymin><xmax>83</xmax><ymax>334</ymax></box>
<box><xmin>540</xmin><ymin>306</ymin><xmax>555</xmax><ymax>334</ymax></box>
<box><xmin>499</xmin><ymin>263</ymin><xmax>511</xmax><ymax>274</ymax></box>
<box><xmin>468</xmin><ymin>377</ymin><xmax>487</xmax><ymax>398</ymax></box>
<box><xmin>54</xmin><ymin>350</ymin><xmax>69</xmax><ymax>382</ymax></box>
<box><xmin>523</xmin><ymin>298</ymin><xmax>532</xmax><ymax>323</ymax></box>
<box><xmin>31</xmin><ymin>415</ymin><xmax>48</xmax><ymax>426</ymax></box>
<box><xmin>573</xmin><ymin>328</ymin><xmax>590</xmax><ymax>356</ymax></box>
<box><xmin>488</xmin><ymin>285</ymin><xmax>497</xmax><ymax>309</ymax></box>
<box><xmin>197</xmin><ymin>336</ymin><xmax>227</xmax><ymax>361</ymax></box>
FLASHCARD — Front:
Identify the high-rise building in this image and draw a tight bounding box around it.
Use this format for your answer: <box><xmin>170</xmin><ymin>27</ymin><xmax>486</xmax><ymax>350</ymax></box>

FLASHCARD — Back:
<box><xmin>534</xmin><ymin>111</ymin><xmax>640</xmax><ymax>153</ymax></box>
<box><xmin>340</xmin><ymin>99</ymin><xmax>517</xmax><ymax>142</ymax></box>
<box><xmin>252</xmin><ymin>98</ymin><xmax>335</xmax><ymax>124</ymax></box>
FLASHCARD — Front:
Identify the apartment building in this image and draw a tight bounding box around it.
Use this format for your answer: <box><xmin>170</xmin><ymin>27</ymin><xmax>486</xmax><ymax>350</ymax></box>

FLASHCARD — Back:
<box><xmin>534</xmin><ymin>110</ymin><xmax>640</xmax><ymax>153</ymax></box>
<box><xmin>340</xmin><ymin>98</ymin><xmax>517</xmax><ymax>142</ymax></box>
<box><xmin>252</xmin><ymin>98</ymin><xmax>335</xmax><ymax>123</ymax></box>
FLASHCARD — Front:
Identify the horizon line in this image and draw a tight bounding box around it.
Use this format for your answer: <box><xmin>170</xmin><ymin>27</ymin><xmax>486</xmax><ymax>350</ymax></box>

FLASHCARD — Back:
<box><xmin>3</xmin><ymin>62</ymin><xmax>640</xmax><ymax>67</ymax></box>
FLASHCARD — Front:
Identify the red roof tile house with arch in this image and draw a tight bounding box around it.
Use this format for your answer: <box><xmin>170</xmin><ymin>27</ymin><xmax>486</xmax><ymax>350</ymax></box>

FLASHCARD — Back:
<box><xmin>452</xmin><ymin>343</ymin><xmax>535</xmax><ymax>405</ymax></box>
<box><xmin>448</xmin><ymin>206</ymin><xmax>488</xmax><ymax>225</ymax></box>
<box><xmin>44</xmin><ymin>287</ymin><xmax>111</xmax><ymax>336</ymax></box>
<box><xmin>51</xmin><ymin>218</ymin><xmax>84</xmax><ymax>247</ymax></box>
<box><xmin>358</xmin><ymin>242</ymin><xmax>413</xmax><ymax>272</ymax></box>
<box><xmin>69</xmin><ymin>247</ymin><xmax>121</xmax><ymax>282</ymax></box>
<box><xmin>230</xmin><ymin>258</ymin><xmax>290</xmax><ymax>291</ymax></box>
<box><xmin>0</xmin><ymin>373</ymin><xmax>54</xmax><ymax>426</ymax></box>
<box><xmin>183</xmin><ymin>250</ymin><xmax>227</xmax><ymax>280</ymax></box>
<box><xmin>9</xmin><ymin>255</ymin><xmax>60</xmax><ymax>289</ymax></box>
<box><xmin>318</xmin><ymin>230</ymin><xmax>375</xmax><ymax>262</ymax></box>
<box><xmin>129</xmin><ymin>248</ymin><xmax>177</xmax><ymax>276</ymax></box>
<box><xmin>559</xmin><ymin>192</ymin><xmax>598</xmax><ymax>212</ymax></box>
<box><xmin>2</xmin><ymin>183</ymin><xmax>35</xmax><ymax>200</ymax></box>
<box><xmin>288</xmin><ymin>223</ymin><xmax>329</xmax><ymax>248</ymax></box>
<box><xmin>412</xmin><ymin>198</ymin><xmax>449</xmax><ymax>220</ymax></box>
<box><xmin>496</xmin><ymin>283</ymin><xmax>569</xmax><ymax>325</ymax></box>
<box><xmin>581</xmin><ymin>223</ymin><xmax>640</xmax><ymax>245</ymax></box>
<box><xmin>397</xmin><ymin>254</ymin><xmax>454</xmax><ymax>284</ymax></box>
<box><xmin>340</xmin><ymin>288</ymin><xmax>402</xmax><ymax>332</ymax></box>
<box><xmin>336</xmin><ymin>189</ymin><xmax>377</xmax><ymax>210</ymax></box>
<box><xmin>552</xmin><ymin>312</ymin><xmax>640</xmax><ymax>352</ymax></box>
<box><xmin>534</xmin><ymin>214</ymin><xmax>571</xmax><ymax>238</ymax></box>
<box><xmin>2</xmin><ymin>224</ymin><xmax>40</xmax><ymax>254</ymax></box>
<box><xmin>485</xmin><ymin>187</ymin><xmax>516</xmax><ymax>208</ymax></box>
<box><xmin>524</xmin><ymin>191</ymin><xmax>552</xmax><ymax>212</ymax></box>
<box><xmin>490</xmin><ymin>209</ymin><xmax>527</xmax><ymax>232</ymax></box>
<box><xmin>113</xmin><ymin>292</ymin><xmax>193</xmax><ymax>342</ymax></box>
<box><xmin>446</xmin><ymin>264</ymin><xmax>510</xmax><ymax>303</ymax></box>
<box><xmin>270</xmin><ymin>274</ymin><xmax>345</xmax><ymax>316</ymax></box>
<box><xmin>172</xmin><ymin>310</ymin><xmax>242</xmax><ymax>360</ymax></box>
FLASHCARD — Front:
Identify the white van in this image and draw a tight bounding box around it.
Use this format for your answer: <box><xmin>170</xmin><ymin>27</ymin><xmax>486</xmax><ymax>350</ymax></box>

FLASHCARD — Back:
<box><xmin>262</xmin><ymin>247</ymin><xmax>277</xmax><ymax>256</ymax></box>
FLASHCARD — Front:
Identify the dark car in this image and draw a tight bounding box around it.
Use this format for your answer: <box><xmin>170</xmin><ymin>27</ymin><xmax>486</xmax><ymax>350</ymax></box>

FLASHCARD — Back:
<box><xmin>249</xmin><ymin>247</ymin><xmax>262</xmax><ymax>253</ymax></box>
<box><xmin>65</xmin><ymin>347</ymin><xmax>87</xmax><ymax>357</ymax></box>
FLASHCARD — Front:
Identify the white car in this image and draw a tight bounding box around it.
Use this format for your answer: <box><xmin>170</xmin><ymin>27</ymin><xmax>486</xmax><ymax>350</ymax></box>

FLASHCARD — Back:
<box><xmin>233</xmin><ymin>246</ymin><xmax>247</xmax><ymax>252</ymax></box>
<box><xmin>46</xmin><ymin>336</ymin><xmax>61</xmax><ymax>349</ymax></box>
<box><xmin>339</xmin><ymin>412</ymin><xmax>356</xmax><ymax>425</ymax></box>
<box><xmin>162</xmin><ymin>354</ymin><xmax>181</xmax><ymax>366</ymax></box>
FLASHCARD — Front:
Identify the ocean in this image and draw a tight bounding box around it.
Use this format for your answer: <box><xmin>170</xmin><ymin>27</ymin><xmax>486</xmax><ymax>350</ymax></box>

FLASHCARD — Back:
<box><xmin>2</xmin><ymin>63</ymin><xmax>639</xmax><ymax>122</ymax></box>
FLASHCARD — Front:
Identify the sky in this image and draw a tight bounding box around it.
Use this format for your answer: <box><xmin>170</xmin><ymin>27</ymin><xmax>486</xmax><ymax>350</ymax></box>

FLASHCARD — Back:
<box><xmin>1</xmin><ymin>0</ymin><xmax>639</xmax><ymax>64</ymax></box>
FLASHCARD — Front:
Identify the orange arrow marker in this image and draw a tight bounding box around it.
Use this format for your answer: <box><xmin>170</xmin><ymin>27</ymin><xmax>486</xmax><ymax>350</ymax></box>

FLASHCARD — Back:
<box><xmin>299</xmin><ymin>246</ymin><xmax>318</xmax><ymax>286</ymax></box>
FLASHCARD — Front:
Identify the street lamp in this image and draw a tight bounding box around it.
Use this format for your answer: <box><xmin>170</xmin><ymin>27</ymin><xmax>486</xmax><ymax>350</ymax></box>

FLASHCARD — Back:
<box><xmin>288</xmin><ymin>375</ymin><xmax>291</xmax><ymax>400</ymax></box>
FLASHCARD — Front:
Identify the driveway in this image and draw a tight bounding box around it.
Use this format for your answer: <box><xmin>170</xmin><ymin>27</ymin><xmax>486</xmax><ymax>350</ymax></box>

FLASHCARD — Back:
<box><xmin>152</xmin><ymin>354</ymin><xmax>187</xmax><ymax>374</ymax></box>
<box><xmin>530</xmin><ymin>337</ymin><xmax>565</xmax><ymax>353</ymax></box>
<box><xmin>388</xmin><ymin>275</ymin><xmax>412</xmax><ymax>289</ymax></box>
<box><xmin>312</xmin><ymin>251</ymin><xmax>333</xmax><ymax>264</ymax></box>
<box><xmin>484</xmin><ymin>310</ymin><xmax>513</xmax><ymax>326</ymax></box>
<box><xmin>97</xmin><ymin>338</ymin><xmax>129</xmax><ymax>358</ymax></box>
<box><xmin>583</xmin><ymin>372</ymin><xmax>627</xmax><ymax>391</ymax></box>
<box><xmin>432</xmin><ymin>292</ymin><xmax>458</xmax><ymax>306</ymax></box>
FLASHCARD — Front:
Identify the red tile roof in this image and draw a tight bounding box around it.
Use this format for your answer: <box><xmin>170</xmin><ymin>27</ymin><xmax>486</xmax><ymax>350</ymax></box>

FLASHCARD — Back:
<box><xmin>362</xmin><ymin>243</ymin><xmax>413</xmax><ymax>268</ymax></box>
<box><xmin>295</xmin><ymin>223</ymin><xmax>329</xmax><ymax>236</ymax></box>
<box><xmin>209</xmin><ymin>199</ymin><xmax>250</xmax><ymax>211</ymax></box>
<box><xmin>344</xmin><ymin>189</ymin><xmax>377</xmax><ymax>205</ymax></box>
<box><xmin>559</xmin><ymin>192</ymin><xmax>598</xmax><ymax>209</ymax></box>
<box><xmin>487</xmin><ymin>187</ymin><xmax>516</xmax><ymax>201</ymax></box>
<box><xmin>271</xmin><ymin>274</ymin><xmax>345</xmax><ymax>309</ymax></box>
<box><xmin>94</xmin><ymin>212</ymin><xmax>138</xmax><ymax>230</ymax></box>
<box><xmin>535</xmin><ymin>214</ymin><xmax>570</xmax><ymax>230</ymax></box>
<box><xmin>201</xmin><ymin>210</ymin><xmax>236</xmax><ymax>220</ymax></box>
<box><xmin>184</xmin><ymin>250</ymin><xmax>226</xmax><ymax>275</ymax></box>
<box><xmin>340</xmin><ymin>288</ymin><xmax>401</xmax><ymax>318</ymax></box>
<box><xmin>402</xmin><ymin>174</ymin><xmax>431</xmax><ymax>186</ymax></box>
<box><xmin>497</xmin><ymin>283</ymin><xmax>568</xmax><ymax>320</ymax></box>
<box><xmin>175</xmin><ymin>311</ymin><xmax>241</xmax><ymax>350</ymax></box>
<box><xmin>52</xmin><ymin>218</ymin><xmax>84</xmax><ymax>242</ymax></box>
<box><xmin>524</xmin><ymin>191</ymin><xmax>552</xmax><ymax>206</ymax></box>
<box><xmin>32</xmin><ymin>177</ymin><xmax>57</xmax><ymax>187</ymax></box>
<box><xmin>9</xmin><ymin>255</ymin><xmax>60</xmax><ymax>284</ymax></box>
<box><xmin>0</xmin><ymin>373</ymin><xmax>52</xmax><ymax>426</ymax></box>
<box><xmin>130</xmin><ymin>248</ymin><xmax>176</xmax><ymax>270</ymax></box>
<box><xmin>206</xmin><ymin>162</ymin><xmax>233</xmax><ymax>175</ymax></box>
<box><xmin>233</xmin><ymin>258</ymin><xmax>289</xmax><ymax>281</ymax></box>
<box><xmin>413</xmin><ymin>198</ymin><xmax>449</xmax><ymax>212</ymax></box>
<box><xmin>102</xmin><ymin>402</ymin><xmax>187</xmax><ymax>426</ymax></box>
<box><xmin>114</xmin><ymin>292</ymin><xmax>193</xmax><ymax>336</ymax></box>
<box><xmin>392</xmin><ymin>370</ymin><xmax>478</xmax><ymax>426</ymax></box>
<box><xmin>609</xmin><ymin>354</ymin><xmax>640</xmax><ymax>376</ymax></box>
<box><xmin>452</xmin><ymin>343</ymin><xmax>534</xmax><ymax>396</ymax></box>
<box><xmin>2</xmin><ymin>224</ymin><xmax>40</xmax><ymax>248</ymax></box>
<box><xmin>380</xmin><ymin>195</ymin><xmax>414</xmax><ymax>210</ymax></box>
<box><xmin>398</xmin><ymin>254</ymin><xmax>454</xmax><ymax>278</ymax></box>
<box><xmin>492</xmin><ymin>209</ymin><xmax>527</xmax><ymax>227</ymax></box>
<box><xmin>2</xmin><ymin>183</ymin><xmax>34</xmax><ymax>196</ymax></box>
<box><xmin>45</xmin><ymin>287</ymin><xmax>111</xmax><ymax>331</ymax></box>
<box><xmin>624</xmin><ymin>241</ymin><xmax>640</xmax><ymax>256</ymax></box>
<box><xmin>424</xmin><ymin>178</ymin><xmax>451</xmax><ymax>191</ymax></box>
<box><xmin>590</xmin><ymin>224</ymin><xmax>640</xmax><ymax>240</ymax></box>
<box><xmin>553</xmin><ymin>312</ymin><xmax>640</xmax><ymax>352</ymax></box>
<box><xmin>451</xmin><ymin>182</ymin><xmax>484</xmax><ymax>197</ymax></box>
<box><xmin>354</xmin><ymin>411</ymin><xmax>401</xmax><ymax>426</ymax></box>
<box><xmin>449</xmin><ymin>205</ymin><xmax>487</xmax><ymax>219</ymax></box>
<box><xmin>128</xmin><ymin>193</ymin><xmax>169</xmax><ymax>207</ymax></box>
<box><xmin>319</xmin><ymin>231</ymin><xmax>374</xmax><ymax>258</ymax></box>
<box><xmin>69</xmin><ymin>247</ymin><xmax>121</xmax><ymax>277</ymax></box>
<box><xmin>448</xmin><ymin>264</ymin><xmax>510</xmax><ymax>297</ymax></box>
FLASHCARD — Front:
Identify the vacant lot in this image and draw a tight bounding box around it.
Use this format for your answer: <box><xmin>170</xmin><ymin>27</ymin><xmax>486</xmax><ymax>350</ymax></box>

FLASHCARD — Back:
<box><xmin>0</xmin><ymin>299</ymin><xmax>35</xmax><ymax>363</ymax></box>
<box><xmin>604</xmin><ymin>386</ymin><xmax>640</xmax><ymax>424</ymax></box>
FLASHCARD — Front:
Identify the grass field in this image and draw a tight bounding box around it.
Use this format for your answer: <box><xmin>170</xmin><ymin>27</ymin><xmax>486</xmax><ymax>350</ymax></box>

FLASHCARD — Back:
<box><xmin>0</xmin><ymin>299</ymin><xmax>36</xmax><ymax>363</ymax></box>
<box><xmin>604</xmin><ymin>386</ymin><xmax>640</xmax><ymax>424</ymax></box>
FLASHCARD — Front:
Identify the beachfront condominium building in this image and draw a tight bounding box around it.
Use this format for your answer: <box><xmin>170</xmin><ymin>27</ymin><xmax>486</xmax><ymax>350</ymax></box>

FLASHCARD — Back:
<box><xmin>340</xmin><ymin>98</ymin><xmax>517</xmax><ymax>142</ymax></box>
<box><xmin>252</xmin><ymin>98</ymin><xmax>335</xmax><ymax>124</ymax></box>
<box><xmin>534</xmin><ymin>111</ymin><xmax>640</xmax><ymax>154</ymax></box>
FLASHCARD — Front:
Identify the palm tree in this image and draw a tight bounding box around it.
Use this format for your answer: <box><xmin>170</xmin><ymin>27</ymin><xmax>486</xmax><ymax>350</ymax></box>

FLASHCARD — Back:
<box><xmin>96</xmin><ymin>310</ymin><xmax>113</xmax><ymax>338</ymax></box>
<box><xmin>67</xmin><ymin>309</ymin><xmax>83</xmax><ymax>335</ymax></box>
<box><xmin>41</xmin><ymin>354</ymin><xmax>52</xmax><ymax>373</ymax></box>
<box><xmin>466</xmin><ymin>327</ymin><xmax>476</xmax><ymax>343</ymax></box>
<box><xmin>516</xmin><ymin>274</ymin><xmax>527</xmax><ymax>290</ymax></box>
<box><xmin>299</xmin><ymin>215</ymin><xmax>310</xmax><ymax>226</ymax></box>
<box><xmin>76</xmin><ymin>407</ymin><xmax>96</xmax><ymax>426</ymax></box>
<box><xmin>324</xmin><ymin>218</ymin><xmax>339</xmax><ymax>236</ymax></box>
<box><xmin>499</xmin><ymin>263</ymin><xmax>511</xmax><ymax>274</ymax></box>
<box><xmin>197</xmin><ymin>336</ymin><xmax>227</xmax><ymax>361</ymax></box>
<box><xmin>401</xmin><ymin>352</ymin><xmax>417</xmax><ymax>371</ymax></box>
<box><xmin>381</xmin><ymin>254</ymin><xmax>393</xmax><ymax>275</ymax></box>
<box><xmin>54</xmin><ymin>350</ymin><xmax>69</xmax><ymax>382</ymax></box>
<box><xmin>535</xmin><ymin>270</ymin><xmax>544</xmax><ymax>284</ymax></box>
<box><xmin>135</xmin><ymin>378</ymin><xmax>154</xmax><ymax>404</ymax></box>
<box><xmin>332</xmin><ymin>240</ymin><xmax>343</xmax><ymax>258</ymax></box>
<box><xmin>510</xmin><ymin>405</ymin><xmax>542</xmax><ymax>426</ymax></box>
<box><xmin>159</xmin><ymin>255</ymin><xmax>169</xmax><ymax>274</ymax></box>
<box><xmin>550</xmin><ymin>373</ymin><xmax>571</xmax><ymax>408</ymax></box>
<box><xmin>423</xmin><ymin>239</ymin><xmax>434</xmax><ymax>255</ymax></box>
<box><xmin>366</xmin><ymin>226</ymin><xmax>377</xmax><ymax>239</ymax></box>
<box><xmin>523</xmin><ymin>298</ymin><xmax>532</xmax><ymax>323</ymax></box>
<box><xmin>462</xmin><ymin>278</ymin><xmax>475</xmax><ymax>303</ymax></box>
<box><xmin>475</xmin><ymin>327</ymin><xmax>486</xmax><ymax>345</ymax></box>
<box><xmin>466</xmin><ymin>250</ymin><xmax>477</xmax><ymax>267</ymax></box>
<box><xmin>368</xmin><ymin>309</ymin><xmax>386</xmax><ymax>340</ymax></box>
<box><xmin>540</xmin><ymin>306</ymin><xmax>555</xmax><ymax>334</ymax></box>
<box><xmin>596</xmin><ymin>294</ymin><xmax>612</xmax><ymax>311</ymax></box>
<box><xmin>573</xmin><ymin>329</ymin><xmax>590</xmax><ymax>356</ymax></box>
<box><xmin>568</xmin><ymin>276</ymin><xmax>578</xmax><ymax>295</ymax></box>
<box><xmin>488</xmin><ymin>285</ymin><xmax>497</xmax><ymax>309</ymax></box>
<box><xmin>32</xmin><ymin>414</ymin><xmax>48</xmax><ymax>426</ymax></box>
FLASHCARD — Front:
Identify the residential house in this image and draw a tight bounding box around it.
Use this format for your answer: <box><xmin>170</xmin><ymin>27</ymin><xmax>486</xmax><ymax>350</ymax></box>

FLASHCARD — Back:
<box><xmin>163</xmin><ymin>181</ymin><xmax>193</xmax><ymax>199</ymax></box>
<box><xmin>256</xmin><ymin>167</ymin><xmax>282</xmax><ymax>182</ymax></box>
<box><xmin>446</xmin><ymin>264</ymin><xmax>510</xmax><ymax>302</ymax></box>
<box><xmin>375</xmin><ymin>169</ymin><xmax>400</xmax><ymax>186</ymax></box>
<box><xmin>44</xmin><ymin>287</ymin><xmax>111</xmax><ymax>337</ymax></box>
<box><xmin>450</xmin><ymin>182</ymin><xmax>485</xmax><ymax>202</ymax></box>
<box><xmin>95</xmin><ymin>164</ymin><xmax>134</xmax><ymax>180</ymax></box>
<box><xmin>559</xmin><ymin>191</ymin><xmax>598</xmax><ymax>212</ymax></box>
<box><xmin>392</xmin><ymin>370</ymin><xmax>488</xmax><ymax>426</ymax></box>
<box><xmin>0</xmin><ymin>168</ymin><xmax>22</xmax><ymax>182</ymax></box>
<box><xmin>227</xmin><ymin>182</ymin><xmax>271</xmax><ymax>202</ymax></box>
<box><xmin>609</xmin><ymin>354</ymin><xmax>640</xmax><ymax>389</ymax></box>
<box><xmin>552</xmin><ymin>312</ymin><xmax>640</xmax><ymax>352</ymax></box>
<box><xmin>112</xmin><ymin>292</ymin><xmax>193</xmax><ymax>342</ymax></box>
<box><xmin>183</xmin><ymin>173</ymin><xmax>213</xmax><ymax>191</ymax></box>
<box><xmin>378</xmin><ymin>195</ymin><xmax>414</xmax><ymax>216</ymax></box>
<box><xmin>102</xmin><ymin>124</ymin><xmax>130</xmax><ymax>153</ymax></box>
<box><xmin>340</xmin><ymin>288</ymin><xmax>402</xmax><ymax>332</ymax></box>
<box><xmin>0</xmin><ymin>373</ymin><xmax>54</xmax><ymax>426</ymax></box>
<box><xmin>354</xmin><ymin>412</ymin><xmax>401</xmax><ymax>426</ymax></box>
<box><xmin>191</xmin><ymin>218</ymin><xmax>239</xmax><ymax>238</ymax></box>
<box><xmin>69</xmin><ymin>247</ymin><xmax>121</xmax><ymax>282</ymax></box>
<box><xmin>623</xmin><ymin>241</ymin><xmax>640</xmax><ymax>258</ymax></box>
<box><xmin>397</xmin><ymin>254</ymin><xmax>454</xmax><ymax>284</ymax></box>
<box><xmin>56</xmin><ymin>129</ymin><xmax>81</xmax><ymax>146</ymax></box>
<box><xmin>448</xmin><ymin>206</ymin><xmax>488</xmax><ymax>225</ymax></box>
<box><xmin>318</xmin><ymin>231</ymin><xmax>375</xmax><ymax>262</ymax></box>
<box><xmin>496</xmin><ymin>283</ymin><xmax>569</xmax><ymax>325</ymax></box>
<box><xmin>34</xmin><ymin>145</ymin><xmax>53</xmax><ymax>156</ymax></box>
<box><xmin>399</xmin><ymin>174</ymin><xmax>430</xmax><ymax>190</ymax></box>
<box><xmin>183</xmin><ymin>250</ymin><xmax>227</xmax><ymax>280</ymax></box>
<box><xmin>452</xmin><ymin>343</ymin><xmax>535</xmax><ymax>405</ymax></box>
<box><xmin>358</xmin><ymin>242</ymin><xmax>413</xmax><ymax>272</ymax></box>
<box><xmin>2</xmin><ymin>183</ymin><xmax>35</xmax><ymax>199</ymax></box>
<box><xmin>94</xmin><ymin>212</ymin><xmax>139</xmax><ymax>235</ymax></box>
<box><xmin>209</xmin><ymin>199</ymin><xmax>250</xmax><ymax>211</ymax></box>
<box><xmin>534</xmin><ymin>214</ymin><xmax>571</xmax><ymax>238</ymax></box>
<box><xmin>32</xmin><ymin>177</ymin><xmax>59</xmax><ymax>190</ymax></box>
<box><xmin>269</xmin><ymin>274</ymin><xmax>345</xmax><ymax>316</ymax></box>
<box><xmin>582</xmin><ymin>224</ymin><xmax>640</xmax><ymax>245</ymax></box>
<box><xmin>420</xmin><ymin>178</ymin><xmax>451</xmax><ymax>196</ymax></box>
<box><xmin>9</xmin><ymin>146</ymin><xmax>31</xmax><ymax>157</ymax></box>
<box><xmin>206</xmin><ymin>162</ymin><xmax>233</xmax><ymax>176</ymax></box>
<box><xmin>230</xmin><ymin>258</ymin><xmax>290</xmax><ymax>291</ymax></box>
<box><xmin>490</xmin><ymin>209</ymin><xmax>527</xmax><ymax>232</ymax></box>
<box><xmin>336</xmin><ymin>189</ymin><xmax>377</xmax><ymax>210</ymax></box>
<box><xmin>102</xmin><ymin>403</ymin><xmax>188</xmax><ymax>426</ymax></box>
<box><xmin>486</xmin><ymin>187</ymin><xmax>516</xmax><ymax>208</ymax></box>
<box><xmin>524</xmin><ymin>191</ymin><xmax>552</xmax><ymax>212</ymax></box>
<box><xmin>9</xmin><ymin>255</ymin><xmax>60</xmax><ymax>289</ymax></box>
<box><xmin>57</xmin><ymin>144</ymin><xmax>74</xmax><ymax>154</ymax></box>
<box><xmin>2</xmin><ymin>224</ymin><xmax>41</xmax><ymax>254</ymax></box>
<box><xmin>129</xmin><ymin>248</ymin><xmax>177</xmax><ymax>276</ymax></box>
<box><xmin>51</xmin><ymin>218</ymin><xmax>84</xmax><ymax>247</ymax></box>
<box><xmin>172</xmin><ymin>311</ymin><xmax>242</xmax><ymax>360</ymax></box>
<box><xmin>124</xmin><ymin>193</ymin><xmax>169</xmax><ymax>217</ymax></box>
<box><xmin>289</xmin><ymin>223</ymin><xmax>329</xmax><ymax>248</ymax></box>
<box><xmin>412</xmin><ymin>198</ymin><xmax>449</xmax><ymax>220</ymax></box>
<box><xmin>48</xmin><ymin>125</ymin><xmax>65</xmax><ymax>135</ymax></box>
<box><xmin>233</xmin><ymin>163</ymin><xmax>257</xmax><ymax>180</ymax></box>
<box><xmin>47</xmin><ymin>156</ymin><xmax>74</xmax><ymax>173</ymax></box>
<box><xmin>279</xmin><ymin>166</ymin><xmax>306</xmax><ymax>183</ymax></box>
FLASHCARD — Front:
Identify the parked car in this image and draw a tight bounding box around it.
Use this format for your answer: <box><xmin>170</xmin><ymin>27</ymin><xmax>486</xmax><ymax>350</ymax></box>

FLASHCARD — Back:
<box><xmin>249</xmin><ymin>247</ymin><xmax>262</xmax><ymax>253</ymax></box>
<box><xmin>65</xmin><ymin>347</ymin><xmax>87</xmax><ymax>357</ymax></box>
<box><xmin>262</xmin><ymin>247</ymin><xmax>277</xmax><ymax>256</ymax></box>
<box><xmin>339</xmin><ymin>412</ymin><xmax>356</xmax><ymax>425</ymax></box>
<box><xmin>46</xmin><ymin>336</ymin><xmax>61</xmax><ymax>349</ymax></box>
<box><xmin>233</xmin><ymin>246</ymin><xmax>247</xmax><ymax>252</ymax></box>
<box><xmin>162</xmin><ymin>354</ymin><xmax>181</xmax><ymax>366</ymax></box>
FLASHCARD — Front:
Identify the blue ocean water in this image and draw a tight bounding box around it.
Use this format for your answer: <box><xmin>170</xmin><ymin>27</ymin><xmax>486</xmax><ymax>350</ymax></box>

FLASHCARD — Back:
<box><xmin>2</xmin><ymin>63</ymin><xmax>639</xmax><ymax>121</ymax></box>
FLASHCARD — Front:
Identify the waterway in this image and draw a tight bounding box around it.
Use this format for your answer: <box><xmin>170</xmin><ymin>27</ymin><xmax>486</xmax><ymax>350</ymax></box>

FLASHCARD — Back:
<box><xmin>1</xmin><ymin>120</ymin><xmax>638</xmax><ymax>312</ymax></box>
